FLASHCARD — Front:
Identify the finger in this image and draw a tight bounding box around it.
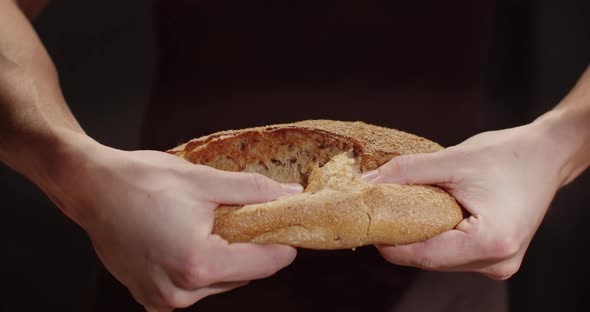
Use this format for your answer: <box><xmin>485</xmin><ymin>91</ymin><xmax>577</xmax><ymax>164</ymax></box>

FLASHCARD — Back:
<box><xmin>194</xmin><ymin>166</ymin><xmax>303</xmax><ymax>204</ymax></box>
<box><xmin>186</xmin><ymin>281</ymin><xmax>249</xmax><ymax>304</ymax></box>
<box><xmin>480</xmin><ymin>249</ymin><xmax>524</xmax><ymax>280</ymax></box>
<box><xmin>161</xmin><ymin>281</ymin><xmax>249</xmax><ymax>309</ymax></box>
<box><xmin>131</xmin><ymin>286</ymin><xmax>173</xmax><ymax>312</ymax></box>
<box><xmin>430</xmin><ymin>252</ymin><xmax>521</xmax><ymax>279</ymax></box>
<box><xmin>362</xmin><ymin>150</ymin><xmax>457</xmax><ymax>185</ymax></box>
<box><xmin>172</xmin><ymin>241</ymin><xmax>296</xmax><ymax>290</ymax></box>
<box><xmin>379</xmin><ymin>215</ymin><xmax>523</xmax><ymax>277</ymax></box>
<box><xmin>217</xmin><ymin>243</ymin><xmax>297</xmax><ymax>281</ymax></box>
<box><xmin>377</xmin><ymin>228</ymin><xmax>483</xmax><ymax>271</ymax></box>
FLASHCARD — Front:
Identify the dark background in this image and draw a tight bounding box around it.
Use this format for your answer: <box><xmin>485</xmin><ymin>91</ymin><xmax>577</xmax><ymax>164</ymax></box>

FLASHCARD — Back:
<box><xmin>1</xmin><ymin>0</ymin><xmax>589</xmax><ymax>311</ymax></box>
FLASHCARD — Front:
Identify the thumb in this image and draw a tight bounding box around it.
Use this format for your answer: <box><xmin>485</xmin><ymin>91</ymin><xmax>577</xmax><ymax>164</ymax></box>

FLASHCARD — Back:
<box><xmin>362</xmin><ymin>150</ymin><xmax>455</xmax><ymax>185</ymax></box>
<box><xmin>196</xmin><ymin>166</ymin><xmax>303</xmax><ymax>205</ymax></box>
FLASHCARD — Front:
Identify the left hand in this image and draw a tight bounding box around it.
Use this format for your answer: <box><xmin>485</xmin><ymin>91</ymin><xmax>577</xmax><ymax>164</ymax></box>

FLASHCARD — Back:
<box><xmin>363</xmin><ymin>122</ymin><xmax>567</xmax><ymax>279</ymax></box>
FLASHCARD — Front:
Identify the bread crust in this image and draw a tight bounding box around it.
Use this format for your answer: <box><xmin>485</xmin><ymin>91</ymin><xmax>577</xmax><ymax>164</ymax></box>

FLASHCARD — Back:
<box><xmin>168</xmin><ymin>120</ymin><xmax>464</xmax><ymax>249</ymax></box>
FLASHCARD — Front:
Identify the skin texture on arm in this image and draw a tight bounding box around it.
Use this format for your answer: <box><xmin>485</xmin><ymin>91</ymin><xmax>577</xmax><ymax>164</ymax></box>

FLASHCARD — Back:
<box><xmin>0</xmin><ymin>0</ymin><xmax>83</xmax><ymax>181</ymax></box>
<box><xmin>0</xmin><ymin>1</ymin><xmax>301</xmax><ymax>310</ymax></box>
<box><xmin>365</xmin><ymin>65</ymin><xmax>590</xmax><ymax>280</ymax></box>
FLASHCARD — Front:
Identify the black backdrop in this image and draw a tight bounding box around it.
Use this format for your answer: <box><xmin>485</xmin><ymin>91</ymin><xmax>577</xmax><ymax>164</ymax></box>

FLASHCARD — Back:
<box><xmin>1</xmin><ymin>0</ymin><xmax>589</xmax><ymax>311</ymax></box>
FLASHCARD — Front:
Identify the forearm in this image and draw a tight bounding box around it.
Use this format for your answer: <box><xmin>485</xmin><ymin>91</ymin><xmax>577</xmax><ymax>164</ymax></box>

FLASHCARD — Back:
<box><xmin>533</xmin><ymin>65</ymin><xmax>590</xmax><ymax>187</ymax></box>
<box><xmin>0</xmin><ymin>0</ymin><xmax>105</xmax><ymax>226</ymax></box>
<box><xmin>0</xmin><ymin>0</ymin><xmax>90</xmax><ymax>186</ymax></box>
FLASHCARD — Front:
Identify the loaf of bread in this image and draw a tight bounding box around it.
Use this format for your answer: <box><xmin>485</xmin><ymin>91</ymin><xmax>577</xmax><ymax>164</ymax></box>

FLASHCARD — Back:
<box><xmin>167</xmin><ymin>120</ymin><xmax>464</xmax><ymax>249</ymax></box>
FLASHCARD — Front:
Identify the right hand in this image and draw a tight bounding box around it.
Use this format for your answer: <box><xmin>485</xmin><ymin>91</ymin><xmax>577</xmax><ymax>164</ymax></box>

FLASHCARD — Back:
<box><xmin>366</xmin><ymin>124</ymin><xmax>565</xmax><ymax>280</ymax></box>
<box><xmin>48</xmin><ymin>141</ymin><xmax>301</xmax><ymax>311</ymax></box>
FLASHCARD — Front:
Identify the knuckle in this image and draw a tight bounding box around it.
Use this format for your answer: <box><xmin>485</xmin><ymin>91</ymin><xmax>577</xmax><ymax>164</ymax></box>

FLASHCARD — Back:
<box><xmin>180</xmin><ymin>258</ymin><xmax>218</xmax><ymax>289</ymax></box>
<box><xmin>160</xmin><ymin>289</ymin><xmax>183</xmax><ymax>308</ymax></box>
<box><xmin>250</xmin><ymin>172</ymin><xmax>269</xmax><ymax>192</ymax></box>
<box><xmin>379</xmin><ymin>155</ymin><xmax>412</xmax><ymax>184</ymax></box>
<box><xmin>418</xmin><ymin>255</ymin><xmax>438</xmax><ymax>270</ymax></box>
<box><xmin>487</xmin><ymin>262</ymin><xmax>521</xmax><ymax>280</ymax></box>
<box><xmin>487</xmin><ymin>236</ymin><xmax>520</xmax><ymax>260</ymax></box>
<box><xmin>250</xmin><ymin>172</ymin><xmax>281</xmax><ymax>198</ymax></box>
<box><xmin>392</xmin><ymin>155</ymin><xmax>410</xmax><ymax>178</ymax></box>
<box><xmin>150</xmin><ymin>281</ymin><xmax>182</xmax><ymax>308</ymax></box>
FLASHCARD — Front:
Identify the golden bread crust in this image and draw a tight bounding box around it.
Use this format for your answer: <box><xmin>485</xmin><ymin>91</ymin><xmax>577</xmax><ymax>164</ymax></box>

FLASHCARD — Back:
<box><xmin>168</xmin><ymin>120</ymin><xmax>464</xmax><ymax>249</ymax></box>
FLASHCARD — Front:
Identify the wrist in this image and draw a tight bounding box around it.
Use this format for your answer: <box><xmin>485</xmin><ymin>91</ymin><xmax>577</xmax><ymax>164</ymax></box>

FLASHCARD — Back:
<box><xmin>532</xmin><ymin>105</ymin><xmax>590</xmax><ymax>187</ymax></box>
<box><xmin>43</xmin><ymin>128</ymin><xmax>114</xmax><ymax>226</ymax></box>
<box><xmin>5</xmin><ymin>125</ymin><xmax>109</xmax><ymax>226</ymax></box>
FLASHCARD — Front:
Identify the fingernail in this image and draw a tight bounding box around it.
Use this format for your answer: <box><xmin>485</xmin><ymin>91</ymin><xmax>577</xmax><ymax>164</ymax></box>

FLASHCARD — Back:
<box><xmin>280</xmin><ymin>183</ymin><xmax>304</xmax><ymax>195</ymax></box>
<box><xmin>361</xmin><ymin>169</ymin><xmax>379</xmax><ymax>182</ymax></box>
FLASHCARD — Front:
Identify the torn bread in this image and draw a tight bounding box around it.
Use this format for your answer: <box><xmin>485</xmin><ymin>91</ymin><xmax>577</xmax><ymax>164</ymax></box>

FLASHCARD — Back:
<box><xmin>168</xmin><ymin>120</ymin><xmax>464</xmax><ymax>249</ymax></box>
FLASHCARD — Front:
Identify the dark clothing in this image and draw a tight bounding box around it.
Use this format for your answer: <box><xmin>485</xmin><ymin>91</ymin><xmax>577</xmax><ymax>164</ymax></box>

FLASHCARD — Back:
<box><xmin>90</xmin><ymin>1</ymin><xmax>503</xmax><ymax>311</ymax></box>
<box><xmin>141</xmin><ymin>0</ymin><xmax>496</xmax><ymax>151</ymax></box>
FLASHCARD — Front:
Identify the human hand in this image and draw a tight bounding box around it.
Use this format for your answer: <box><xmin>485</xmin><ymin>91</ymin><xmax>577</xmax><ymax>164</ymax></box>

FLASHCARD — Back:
<box><xmin>364</xmin><ymin>123</ymin><xmax>568</xmax><ymax>279</ymax></box>
<box><xmin>49</xmin><ymin>144</ymin><xmax>301</xmax><ymax>311</ymax></box>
